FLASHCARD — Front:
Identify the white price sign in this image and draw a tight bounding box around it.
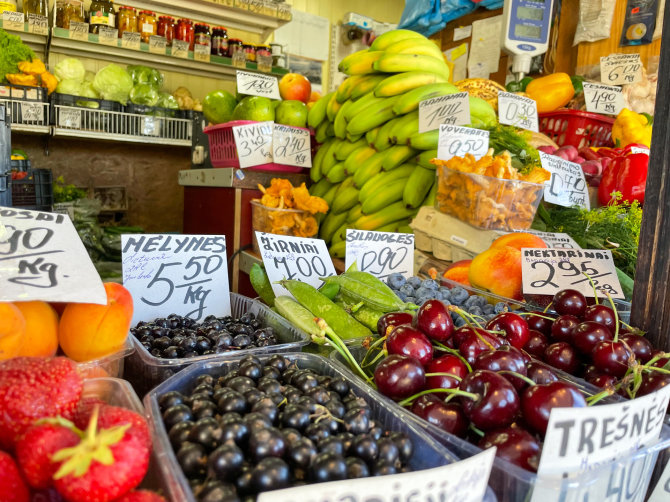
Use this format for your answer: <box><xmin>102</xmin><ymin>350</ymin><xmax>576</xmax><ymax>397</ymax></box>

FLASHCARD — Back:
<box><xmin>98</xmin><ymin>26</ymin><xmax>118</xmax><ymax>46</ymax></box>
<box><xmin>437</xmin><ymin>125</ymin><xmax>489</xmax><ymax>161</ymax></box>
<box><xmin>521</xmin><ymin>248</ymin><xmax>624</xmax><ymax>299</ymax></box>
<box><xmin>600</xmin><ymin>53</ymin><xmax>643</xmax><ymax>85</ymax></box>
<box><xmin>540</xmin><ymin>152</ymin><xmax>590</xmax><ymax>210</ymax></box>
<box><xmin>233</xmin><ymin>121</ymin><xmax>274</xmax><ymax>168</ymax></box>
<box><xmin>27</xmin><ymin>13</ymin><xmax>48</xmax><ymax>35</ymax></box>
<box><xmin>20</xmin><ymin>102</ymin><xmax>43</xmax><ymax>123</ymax></box>
<box><xmin>194</xmin><ymin>43</ymin><xmax>211</xmax><ymax>62</ymax></box>
<box><xmin>58</xmin><ymin>109</ymin><xmax>82</xmax><ymax>129</ymax></box>
<box><xmin>68</xmin><ymin>21</ymin><xmax>89</xmax><ymax>41</ymax></box>
<box><xmin>515</xmin><ymin>230</ymin><xmax>581</xmax><ymax>249</ymax></box>
<box><xmin>345</xmin><ymin>230</ymin><xmax>415</xmax><ymax>280</ymax></box>
<box><xmin>0</xmin><ymin>206</ymin><xmax>106</xmax><ymax>304</ymax></box>
<box><xmin>418</xmin><ymin>92</ymin><xmax>470</xmax><ymax>133</ymax></box>
<box><xmin>2</xmin><ymin>11</ymin><xmax>24</xmax><ymax>31</ymax></box>
<box><xmin>121</xmin><ymin>31</ymin><xmax>141</xmax><ymax>50</ymax></box>
<box><xmin>256</xmin><ymin>232</ymin><xmax>336</xmax><ymax>297</ymax></box>
<box><xmin>258</xmin><ymin>448</ymin><xmax>495</xmax><ymax>502</ymax></box>
<box><xmin>141</xmin><ymin>117</ymin><xmax>161</xmax><ymax>137</ymax></box>
<box><xmin>583</xmin><ymin>82</ymin><xmax>625</xmax><ymax>116</ymax></box>
<box><xmin>498</xmin><ymin>91</ymin><xmax>538</xmax><ymax>132</ymax></box>
<box><xmin>121</xmin><ymin>234</ymin><xmax>231</xmax><ymax>325</ymax></box>
<box><xmin>272</xmin><ymin>124</ymin><xmax>311</xmax><ymax>168</ymax></box>
<box><xmin>171</xmin><ymin>39</ymin><xmax>190</xmax><ymax>58</ymax></box>
<box><xmin>149</xmin><ymin>35</ymin><xmax>167</xmax><ymax>54</ymax></box>
<box><xmin>236</xmin><ymin>70</ymin><xmax>281</xmax><ymax>100</ymax></box>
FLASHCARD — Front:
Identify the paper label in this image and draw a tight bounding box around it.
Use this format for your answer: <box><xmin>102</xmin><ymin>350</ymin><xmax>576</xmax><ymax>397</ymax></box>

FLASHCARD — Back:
<box><xmin>194</xmin><ymin>43</ymin><xmax>211</xmax><ymax>62</ymax></box>
<box><xmin>121</xmin><ymin>31</ymin><xmax>141</xmax><ymax>50</ymax></box>
<box><xmin>20</xmin><ymin>102</ymin><xmax>44</xmax><ymax>123</ymax></box>
<box><xmin>277</xmin><ymin>3</ymin><xmax>292</xmax><ymax>20</ymax></box>
<box><xmin>69</xmin><ymin>21</ymin><xmax>89</xmax><ymax>41</ymax></box>
<box><xmin>0</xmin><ymin>207</ymin><xmax>106</xmax><ymax>304</ymax></box>
<box><xmin>540</xmin><ymin>152</ymin><xmax>590</xmax><ymax>210</ymax></box>
<box><xmin>58</xmin><ymin>108</ymin><xmax>82</xmax><ymax>129</ymax></box>
<box><xmin>98</xmin><ymin>26</ymin><xmax>118</xmax><ymax>46</ymax></box>
<box><xmin>498</xmin><ymin>91</ymin><xmax>539</xmax><ymax>132</ymax></box>
<box><xmin>121</xmin><ymin>234</ymin><xmax>231</xmax><ymax>325</ymax></box>
<box><xmin>630</xmin><ymin>146</ymin><xmax>650</xmax><ymax>155</ymax></box>
<box><xmin>2</xmin><ymin>11</ymin><xmax>24</xmax><ymax>31</ymax></box>
<box><xmin>256</xmin><ymin>232</ymin><xmax>336</xmax><ymax>297</ymax></box>
<box><xmin>521</xmin><ymin>248</ymin><xmax>624</xmax><ymax>299</ymax></box>
<box><xmin>419</xmin><ymin>92</ymin><xmax>470</xmax><ymax>133</ymax></box>
<box><xmin>583</xmin><ymin>82</ymin><xmax>625</xmax><ymax>116</ymax></box>
<box><xmin>27</xmin><ymin>13</ymin><xmax>48</xmax><ymax>35</ymax></box>
<box><xmin>437</xmin><ymin>125</ymin><xmax>489</xmax><ymax>161</ymax></box>
<box><xmin>453</xmin><ymin>25</ymin><xmax>472</xmax><ymax>41</ymax></box>
<box><xmin>272</xmin><ymin>124</ymin><xmax>311</xmax><ymax>167</ymax></box>
<box><xmin>258</xmin><ymin>447</ymin><xmax>495</xmax><ymax>502</ymax></box>
<box><xmin>600</xmin><ymin>53</ymin><xmax>643</xmax><ymax>85</ymax></box>
<box><xmin>149</xmin><ymin>35</ymin><xmax>167</xmax><ymax>54</ymax></box>
<box><xmin>172</xmin><ymin>39</ymin><xmax>190</xmax><ymax>59</ymax></box>
<box><xmin>233</xmin><ymin>121</ymin><xmax>274</xmax><ymax>168</ymax></box>
<box><xmin>345</xmin><ymin>230</ymin><xmax>415</xmax><ymax>280</ymax></box>
<box><xmin>649</xmin><ymin>457</ymin><xmax>670</xmax><ymax>502</ymax></box>
<box><xmin>515</xmin><ymin>230</ymin><xmax>581</xmax><ymax>249</ymax></box>
<box><xmin>236</xmin><ymin>70</ymin><xmax>281</xmax><ymax>100</ymax></box>
<box><xmin>140</xmin><ymin>117</ymin><xmax>160</xmax><ymax>137</ymax></box>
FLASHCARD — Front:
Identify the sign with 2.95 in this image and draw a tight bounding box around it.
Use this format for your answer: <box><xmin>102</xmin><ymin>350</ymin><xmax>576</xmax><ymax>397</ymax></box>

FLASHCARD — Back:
<box><xmin>345</xmin><ymin>230</ymin><xmax>414</xmax><ymax>279</ymax></box>
<box><xmin>521</xmin><ymin>248</ymin><xmax>624</xmax><ymax>299</ymax></box>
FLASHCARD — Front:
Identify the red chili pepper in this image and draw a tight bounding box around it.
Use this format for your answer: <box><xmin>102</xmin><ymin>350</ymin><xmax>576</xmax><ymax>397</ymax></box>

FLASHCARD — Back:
<box><xmin>597</xmin><ymin>152</ymin><xmax>648</xmax><ymax>206</ymax></box>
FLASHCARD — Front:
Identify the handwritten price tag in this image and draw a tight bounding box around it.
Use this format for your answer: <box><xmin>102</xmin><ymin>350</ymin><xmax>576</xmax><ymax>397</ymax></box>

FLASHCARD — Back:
<box><xmin>69</xmin><ymin>21</ymin><xmax>89</xmax><ymax>41</ymax></box>
<box><xmin>2</xmin><ymin>11</ymin><xmax>24</xmax><ymax>31</ymax></box>
<box><xmin>498</xmin><ymin>92</ymin><xmax>538</xmax><ymax>132</ymax></box>
<box><xmin>141</xmin><ymin>117</ymin><xmax>160</xmax><ymax>137</ymax></box>
<box><xmin>121</xmin><ymin>32</ymin><xmax>141</xmax><ymax>50</ymax></box>
<box><xmin>256</xmin><ymin>232</ymin><xmax>336</xmax><ymax>297</ymax></box>
<box><xmin>236</xmin><ymin>70</ymin><xmax>281</xmax><ymax>100</ymax></box>
<box><xmin>233</xmin><ymin>121</ymin><xmax>274</xmax><ymax>168</ymax></box>
<box><xmin>540</xmin><ymin>152</ymin><xmax>590</xmax><ymax>210</ymax></box>
<box><xmin>418</xmin><ymin>92</ymin><xmax>470</xmax><ymax>133</ymax></box>
<box><xmin>514</xmin><ymin>230</ymin><xmax>581</xmax><ymax>249</ymax></box>
<box><xmin>122</xmin><ymin>234</ymin><xmax>231</xmax><ymax>325</ymax></box>
<box><xmin>194</xmin><ymin>43</ymin><xmax>211</xmax><ymax>62</ymax></box>
<box><xmin>172</xmin><ymin>39</ymin><xmax>190</xmax><ymax>59</ymax></box>
<box><xmin>437</xmin><ymin>125</ymin><xmax>489</xmax><ymax>161</ymax></box>
<box><xmin>27</xmin><ymin>13</ymin><xmax>48</xmax><ymax>35</ymax></box>
<box><xmin>583</xmin><ymin>82</ymin><xmax>625</xmax><ymax>116</ymax></box>
<box><xmin>20</xmin><ymin>102</ymin><xmax>44</xmax><ymax>123</ymax></box>
<box><xmin>98</xmin><ymin>26</ymin><xmax>118</xmax><ymax>46</ymax></box>
<box><xmin>0</xmin><ymin>206</ymin><xmax>106</xmax><ymax>304</ymax></box>
<box><xmin>149</xmin><ymin>35</ymin><xmax>166</xmax><ymax>54</ymax></box>
<box><xmin>600</xmin><ymin>53</ymin><xmax>643</xmax><ymax>85</ymax></box>
<box><xmin>345</xmin><ymin>230</ymin><xmax>415</xmax><ymax>280</ymax></box>
<box><xmin>273</xmin><ymin>124</ymin><xmax>311</xmax><ymax>167</ymax></box>
<box><xmin>521</xmin><ymin>248</ymin><xmax>624</xmax><ymax>299</ymax></box>
<box><xmin>58</xmin><ymin>109</ymin><xmax>82</xmax><ymax>129</ymax></box>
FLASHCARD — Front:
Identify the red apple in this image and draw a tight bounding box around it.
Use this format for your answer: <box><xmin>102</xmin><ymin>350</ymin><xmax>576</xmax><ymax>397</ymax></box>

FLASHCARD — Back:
<box><xmin>279</xmin><ymin>73</ymin><xmax>312</xmax><ymax>103</ymax></box>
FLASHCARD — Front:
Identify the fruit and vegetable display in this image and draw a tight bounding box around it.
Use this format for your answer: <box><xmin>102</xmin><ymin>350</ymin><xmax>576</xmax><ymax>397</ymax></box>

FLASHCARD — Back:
<box><xmin>1</xmin><ymin>29</ymin><xmax>56</xmax><ymax>93</ymax></box>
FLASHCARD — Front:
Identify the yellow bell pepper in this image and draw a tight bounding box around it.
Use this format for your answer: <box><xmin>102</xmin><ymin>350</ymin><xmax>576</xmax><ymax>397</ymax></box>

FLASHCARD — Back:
<box><xmin>18</xmin><ymin>59</ymin><xmax>47</xmax><ymax>76</ymax></box>
<box><xmin>612</xmin><ymin>108</ymin><xmax>653</xmax><ymax>148</ymax></box>
<box><xmin>5</xmin><ymin>73</ymin><xmax>39</xmax><ymax>87</ymax></box>
<box><xmin>39</xmin><ymin>71</ymin><xmax>57</xmax><ymax>95</ymax></box>
<box><xmin>525</xmin><ymin>73</ymin><xmax>575</xmax><ymax>113</ymax></box>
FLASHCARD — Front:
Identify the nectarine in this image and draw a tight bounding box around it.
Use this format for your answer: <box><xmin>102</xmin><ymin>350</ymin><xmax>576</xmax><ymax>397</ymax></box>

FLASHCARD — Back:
<box><xmin>14</xmin><ymin>301</ymin><xmax>59</xmax><ymax>358</ymax></box>
<box><xmin>469</xmin><ymin>246</ymin><xmax>523</xmax><ymax>301</ymax></box>
<box><xmin>491</xmin><ymin>233</ymin><xmax>547</xmax><ymax>251</ymax></box>
<box><xmin>278</xmin><ymin>73</ymin><xmax>311</xmax><ymax>103</ymax></box>
<box><xmin>0</xmin><ymin>303</ymin><xmax>26</xmax><ymax>360</ymax></box>
<box><xmin>443</xmin><ymin>260</ymin><xmax>472</xmax><ymax>286</ymax></box>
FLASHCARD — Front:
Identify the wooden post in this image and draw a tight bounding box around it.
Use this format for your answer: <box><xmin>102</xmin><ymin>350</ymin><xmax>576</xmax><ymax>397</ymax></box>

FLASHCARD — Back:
<box><xmin>630</xmin><ymin>5</ymin><xmax>670</xmax><ymax>349</ymax></box>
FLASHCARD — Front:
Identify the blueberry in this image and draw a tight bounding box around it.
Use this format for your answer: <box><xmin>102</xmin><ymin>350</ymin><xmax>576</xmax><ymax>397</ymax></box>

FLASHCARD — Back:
<box><xmin>454</xmin><ymin>316</ymin><xmax>467</xmax><ymax>328</ymax></box>
<box><xmin>464</xmin><ymin>296</ymin><xmax>480</xmax><ymax>308</ymax></box>
<box><xmin>395</xmin><ymin>291</ymin><xmax>408</xmax><ymax>302</ymax></box>
<box><xmin>494</xmin><ymin>302</ymin><xmax>510</xmax><ymax>314</ymax></box>
<box><xmin>421</xmin><ymin>279</ymin><xmax>439</xmax><ymax>291</ymax></box>
<box><xmin>407</xmin><ymin>276</ymin><xmax>422</xmax><ymax>290</ymax></box>
<box><xmin>473</xmin><ymin>295</ymin><xmax>489</xmax><ymax>307</ymax></box>
<box><xmin>438</xmin><ymin>287</ymin><xmax>452</xmax><ymax>300</ymax></box>
<box><xmin>469</xmin><ymin>306</ymin><xmax>483</xmax><ymax>317</ymax></box>
<box><xmin>386</xmin><ymin>273</ymin><xmax>406</xmax><ymax>290</ymax></box>
<box><xmin>414</xmin><ymin>287</ymin><xmax>433</xmax><ymax>299</ymax></box>
<box><xmin>450</xmin><ymin>287</ymin><xmax>469</xmax><ymax>305</ymax></box>
<box><xmin>399</xmin><ymin>284</ymin><xmax>414</xmax><ymax>297</ymax></box>
<box><xmin>482</xmin><ymin>304</ymin><xmax>495</xmax><ymax>315</ymax></box>
<box><xmin>405</xmin><ymin>296</ymin><xmax>416</xmax><ymax>304</ymax></box>
<box><xmin>417</xmin><ymin>296</ymin><xmax>432</xmax><ymax>306</ymax></box>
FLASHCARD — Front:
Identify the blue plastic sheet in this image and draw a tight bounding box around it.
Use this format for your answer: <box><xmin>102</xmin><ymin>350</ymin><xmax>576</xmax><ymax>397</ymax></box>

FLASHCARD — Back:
<box><xmin>398</xmin><ymin>0</ymin><xmax>504</xmax><ymax>37</ymax></box>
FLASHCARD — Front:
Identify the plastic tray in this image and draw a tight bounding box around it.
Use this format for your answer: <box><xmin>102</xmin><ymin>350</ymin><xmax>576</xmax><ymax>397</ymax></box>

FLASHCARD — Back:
<box><xmin>144</xmin><ymin>352</ymin><xmax>497</xmax><ymax>502</ymax></box>
<box><xmin>76</xmin><ymin>336</ymin><xmax>135</xmax><ymax>379</ymax></box>
<box><xmin>124</xmin><ymin>293</ymin><xmax>310</xmax><ymax>397</ymax></box>
<box><xmin>329</xmin><ymin>346</ymin><xmax>670</xmax><ymax>502</ymax></box>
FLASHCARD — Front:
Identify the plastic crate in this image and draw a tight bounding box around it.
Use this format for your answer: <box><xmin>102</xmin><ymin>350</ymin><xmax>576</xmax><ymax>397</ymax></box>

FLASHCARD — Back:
<box><xmin>539</xmin><ymin>110</ymin><xmax>614</xmax><ymax>149</ymax></box>
<box><xmin>52</xmin><ymin>92</ymin><xmax>124</xmax><ymax>112</ymax></box>
<box><xmin>204</xmin><ymin>119</ymin><xmax>304</xmax><ymax>172</ymax></box>
<box><xmin>144</xmin><ymin>353</ymin><xmax>497</xmax><ymax>502</ymax></box>
<box><xmin>0</xmin><ymin>84</ymin><xmax>46</xmax><ymax>102</ymax></box>
<box><xmin>124</xmin><ymin>293</ymin><xmax>310</xmax><ymax>397</ymax></box>
<box><xmin>10</xmin><ymin>168</ymin><xmax>53</xmax><ymax>211</ymax></box>
<box><xmin>126</xmin><ymin>102</ymin><xmax>179</xmax><ymax>119</ymax></box>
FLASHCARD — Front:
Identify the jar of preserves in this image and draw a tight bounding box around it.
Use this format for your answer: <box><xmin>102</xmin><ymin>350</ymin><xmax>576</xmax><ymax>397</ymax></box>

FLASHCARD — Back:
<box><xmin>23</xmin><ymin>0</ymin><xmax>48</xmax><ymax>17</ymax></box>
<box><xmin>138</xmin><ymin>10</ymin><xmax>157</xmax><ymax>43</ymax></box>
<box><xmin>89</xmin><ymin>0</ymin><xmax>115</xmax><ymax>34</ymax></box>
<box><xmin>56</xmin><ymin>0</ymin><xmax>85</xmax><ymax>29</ymax></box>
<box><xmin>256</xmin><ymin>44</ymin><xmax>272</xmax><ymax>59</ymax></box>
<box><xmin>0</xmin><ymin>0</ymin><xmax>17</xmax><ymax>14</ymax></box>
<box><xmin>157</xmin><ymin>16</ymin><xmax>175</xmax><ymax>45</ymax></box>
<box><xmin>227</xmin><ymin>38</ymin><xmax>243</xmax><ymax>57</ymax></box>
<box><xmin>117</xmin><ymin>6</ymin><xmax>137</xmax><ymax>37</ymax></box>
<box><xmin>176</xmin><ymin>18</ymin><xmax>194</xmax><ymax>51</ymax></box>
<box><xmin>243</xmin><ymin>44</ymin><xmax>256</xmax><ymax>62</ymax></box>
<box><xmin>194</xmin><ymin>23</ymin><xmax>211</xmax><ymax>47</ymax></box>
<box><xmin>211</xmin><ymin>26</ymin><xmax>228</xmax><ymax>56</ymax></box>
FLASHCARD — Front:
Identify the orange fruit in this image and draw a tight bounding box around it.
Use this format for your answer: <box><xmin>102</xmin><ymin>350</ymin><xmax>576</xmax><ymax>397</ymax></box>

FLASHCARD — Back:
<box><xmin>14</xmin><ymin>301</ymin><xmax>60</xmax><ymax>358</ymax></box>
<box><xmin>0</xmin><ymin>303</ymin><xmax>27</xmax><ymax>360</ymax></box>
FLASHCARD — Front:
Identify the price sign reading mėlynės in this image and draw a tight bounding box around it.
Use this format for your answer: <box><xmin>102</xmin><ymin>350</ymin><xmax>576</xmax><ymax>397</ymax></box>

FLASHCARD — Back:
<box><xmin>345</xmin><ymin>230</ymin><xmax>415</xmax><ymax>280</ymax></box>
<box><xmin>121</xmin><ymin>234</ymin><xmax>231</xmax><ymax>325</ymax></box>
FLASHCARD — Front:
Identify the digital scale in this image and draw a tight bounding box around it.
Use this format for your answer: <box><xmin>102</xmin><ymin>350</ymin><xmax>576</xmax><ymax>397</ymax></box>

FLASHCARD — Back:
<box><xmin>502</xmin><ymin>0</ymin><xmax>555</xmax><ymax>80</ymax></box>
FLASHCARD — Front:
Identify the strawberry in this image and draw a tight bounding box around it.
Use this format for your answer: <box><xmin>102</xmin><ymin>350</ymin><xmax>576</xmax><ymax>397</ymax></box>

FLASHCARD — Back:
<box><xmin>74</xmin><ymin>405</ymin><xmax>151</xmax><ymax>450</ymax></box>
<box><xmin>0</xmin><ymin>450</ymin><xmax>30</xmax><ymax>502</ymax></box>
<box><xmin>52</xmin><ymin>406</ymin><xmax>150</xmax><ymax>502</ymax></box>
<box><xmin>0</xmin><ymin>357</ymin><xmax>83</xmax><ymax>450</ymax></box>
<box><xmin>112</xmin><ymin>491</ymin><xmax>167</xmax><ymax>502</ymax></box>
<box><xmin>72</xmin><ymin>398</ymin><xmax>107</xmax><ymax>429</ymax></box>
<box><xmin>15</xmin><ymin>419</ymin><xmax>81</xmax><ymax>489</ymax></box>
<box><xmin>29</xmin><ymin>488</ymin><xmax>65</xmax><ymax>502</ymax></box>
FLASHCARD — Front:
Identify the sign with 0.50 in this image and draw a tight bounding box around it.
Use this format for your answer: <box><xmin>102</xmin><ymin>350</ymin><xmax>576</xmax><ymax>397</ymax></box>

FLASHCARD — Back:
<box><xmin>437</xmin><ymin>125</ymin><xmax>489</xmax><ymax>161</ymax></box>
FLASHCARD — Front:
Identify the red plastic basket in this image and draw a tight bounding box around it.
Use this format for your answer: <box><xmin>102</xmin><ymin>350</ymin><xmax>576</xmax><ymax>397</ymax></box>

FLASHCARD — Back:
<box><xmin>538</xmin><ymin>110</ymin><xmax>615</xmax><ymax>149</ymax></box>
<box><xmin>204</xmin><ymin>119</ymin><xmax>306</xmax><ymax>173</ymax></box>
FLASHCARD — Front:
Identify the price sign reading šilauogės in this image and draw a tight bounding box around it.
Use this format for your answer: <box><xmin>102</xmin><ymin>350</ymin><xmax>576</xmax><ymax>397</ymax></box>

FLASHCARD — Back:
<box><xmin>121</xmin><ymin>234</ymin><xmax>231</xmax><ymax>326</ymax></box>
<box><xmin>515</xmin><ymin>230</ymin><xmax>581</xmax><ymax>249</ymax></box>
<box><xmin>236</xmin><ymin>70</ymin><xmax>281</xmax><ymax>100</ymax></box>
<box><xmin>437</xmin><ymin>125</ymin><xmax>489</xmax><ymax>161</ymax></box>
<box><xmin>418</xmin><ymin>92</ymin><xmax>470</xmax><ymax>133</ymax></box>
<box><xmin>583</xmin><ymin>82</ymin><xmax>625</xmax><ymax>116</ymax></box>
<box><xmin>540</xmin><ymin>152</ymin><xmax>590</xmax><ymax>210</ymax></box>
<box><xmin>0</xmin><ymin>206</ymin><xmax>107</xmax><ymax>304</ymax></box>
<box><xmin>497</xmin><ymin>92</ymin><xmax>538</xmax><ymax>132</ymax></box>
<box><xmin>521</xmin><ymin>248</ymin><xmax>624</xmax><ymax>299</ymax></box>
<box><xmin>345</xmin><ymin>230</ymin><xmax>415</xmax><ymax>280</ymax></box>
<box><xmin>600</xmin><ymin>53</ymin><xmax>643</xmax><ymax>85</ymax></box>
<box><xmin>256</xmin><ymin>232</ymin><xmax>336</xmax><ymax>297</ymax></box>
<box><xmin>272</xmin><ymin>124</ymin><xmax>311</xmax><ymax>168</ymax></box>
<box><xmin>232</xmin><ymin>121</ymin><xmax>274</xmax><ymax>168</ymax></box>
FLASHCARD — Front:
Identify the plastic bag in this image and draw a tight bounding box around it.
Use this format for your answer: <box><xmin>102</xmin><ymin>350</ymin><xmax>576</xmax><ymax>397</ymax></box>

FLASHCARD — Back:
<box><xmin>574</xmin><ymin>0</ymin><xmax>616</xmax><ymax>45</ymax></box>
<box><xmin>398</xmin><ymin>0</ymin><xmax>502</xmax><ymax>37</ymax></box>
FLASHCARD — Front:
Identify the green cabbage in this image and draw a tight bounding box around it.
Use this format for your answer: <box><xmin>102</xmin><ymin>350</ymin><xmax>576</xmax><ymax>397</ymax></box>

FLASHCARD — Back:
<box><xmin>56</xmin><ymin>79</ymin><xmax>82</xmax><ymax>96</ymax></box>
<box><xmin>84</xmin><ymin>71</ymin><xmax>96</xmax><ymax>82</ymax></box>
<box><xmin>127</xmin><ymin>65</ymin><xmax>163</xmax><ymax>89</ymax></box>
<box><xmin>54</xmin><ymin>58</ymin><xmax>86</xmax><ymax>82</ymax></box>
<box><xmin>93</xmin><ymin>64</ymin><xmax>133</xmax><ymax>105</ymax></box>
<box><xmin>130</xmin><ymin>83</ymin><xmax>160</xmax><ymax>106</ymax></box>
<box><xmin>158</xmin><ymin>92</ymin><xmax>179</xmax><ymax>110</ymax></box>
<box><xmin>80</xmin><ymin>81</ymin><xmax>99</xmax><ymax>99</ymax></box>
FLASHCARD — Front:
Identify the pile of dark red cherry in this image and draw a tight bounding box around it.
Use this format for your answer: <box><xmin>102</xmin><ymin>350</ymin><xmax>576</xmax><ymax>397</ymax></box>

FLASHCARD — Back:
<box><xmin>364</xmin><ymin>288</ymin><xmax>670</xmax><ymax>472</ymax></box>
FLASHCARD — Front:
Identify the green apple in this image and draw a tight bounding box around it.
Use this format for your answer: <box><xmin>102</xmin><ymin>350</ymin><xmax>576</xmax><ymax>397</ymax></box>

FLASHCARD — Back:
<box><xmin>232</xmin><ymin>96</ymin><xmax>275</xmax><ymax>121</ymax></box>
<box><xmin>275</xmin><ymin>100</ymin><xmax>308</xmax><ymax>128</ymax></box>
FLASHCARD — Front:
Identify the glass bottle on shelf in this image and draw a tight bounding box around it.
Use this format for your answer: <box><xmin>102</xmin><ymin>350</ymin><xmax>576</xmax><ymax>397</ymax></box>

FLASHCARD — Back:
<box><xmin>23</xmin><ymin>0</ymin><xmax>48</xmax><ymax>17</ymax></box>
<box><xmin>138</xmin><ymin>10</ymin><xmax>157</xmax><ymax>43</ymax></box>
<box><xmin>117</xmin><ymin>6</ymin><xmax>137</xmax><ymax>37</ymax></box>
<box><xmin>56</xmin><ymin>0</ymin><xmax>85</xmax><ymax>29</ymax></box>
<box><xmin>89</xmin><ymin>0</ymin><xmax>116</xmax><ymax>34</ymax></box>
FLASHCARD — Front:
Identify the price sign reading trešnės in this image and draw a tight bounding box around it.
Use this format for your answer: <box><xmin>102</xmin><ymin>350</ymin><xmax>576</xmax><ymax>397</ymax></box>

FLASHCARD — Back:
<box><xmin>233</xmin><ymin>121</ymin><xmax>274</xmax><ymax>168</ymax></box>
<box><xmin>256</xmin><ymin>232</ymin><xmax>336</xmax><ymax>297</ymax></box>
<box><xmin>600</xmin><ymin>53</ymin><xmax>643</xmax><ymax>85</ymax></box>
<box><xmin>437</xmin><ymin>125</ymin><xmax>489</xmax><ymax>161</ymax></box>
<box><xmin>540</xmin><ymin>152</ymin><xmax>590</xmax><ymax>210</ymax></box>
<box><xmin>583</xmin><ymin>82</ymin><xmax>625</xmax><ymax>116</ymax></box>
<box><xmin>418</xmin><ymin>92</ymin><xmax>470</xmax><ymax>133</ymax></box>
<box><xmin>121</xmin><ymin>234</ymin><xmax>231</xmax><ymax>326</ymax></box>
<box><xmin>236</xmin><ymin>70</ymin><xmax>281</xmax><ymax>100</ymax></box>
<box><xmin>272</xmin><ymin>124</ymin><xmax>312</xmax><ymax>168</ymax></box>
<box><xmin>0</xmin><ymin>206</ymin><xmax>107</xmax><ymax>304</ymax></box>
<box><xmin>497</xmin><ymin>92</ymin><xmax>538</xmax><ymax>132</ymax></box>
<box><xmin>345</xmin><ymin>230</ymin><xmax>415</xmax><ymax>280</ymax></box>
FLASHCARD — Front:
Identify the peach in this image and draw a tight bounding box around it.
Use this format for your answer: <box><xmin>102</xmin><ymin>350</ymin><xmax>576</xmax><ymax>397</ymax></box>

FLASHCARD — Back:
<box><xmin>58</xmin><ymin>282</ymin><xmax>134</xmax><ymax>362</ymax></box>
<box><xmin>0</xmin><ymin>303</ymin><xmax>26</xmax><ymax>360</ymax></box>
<box><xmin>278</xmin><ymin>73</ymin><xmax>311</xmax><ymax>103</ymax></box>
<box><xmin>491</xmin><ymin>232</ymin><xmax>547</xmax><ymax>251</ymax></box>
<box><xmin>14</xmin><ymin>301</ymin><xmax>59</xmax><ymax>358</ymax></box>
<box><xmin>443</xmin><ymin>260</ymin><xmax>472</xmax><ymax>286</ymax></box>
<box><xmin>468</xmin><ymin>246</ymin><xmax>523</xmax><ymax>301</ymax></box>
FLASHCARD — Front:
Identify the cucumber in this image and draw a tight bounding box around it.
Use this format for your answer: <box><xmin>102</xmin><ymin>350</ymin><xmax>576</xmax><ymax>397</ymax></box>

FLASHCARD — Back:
<box><xmin>249</xmin><ymin>263</ymin><xmax>275</xmax><ymax>307</ymax></box>
<box><xmin>274</xmin><ymin>296</ymin><xmax>322</xmax><ymax>341</ymax></box>
<box><xmin>321</xmin><ymin>274</ymin><xmax>406</xmax><ymax>312</ymax></box>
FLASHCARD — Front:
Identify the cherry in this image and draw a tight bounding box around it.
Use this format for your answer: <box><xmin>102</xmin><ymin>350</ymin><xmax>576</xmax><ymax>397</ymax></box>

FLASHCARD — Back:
<box><xmin>522</xmin><ymin>381</ymin><xmax>587</xmax><ymax>435</ymax></box>
<box><xmin>479</xmin><ymin>427</ymin><xmax>540</xmax><ymax>472</ymax></box>
<box><xmin>453</xmin><ymin>326</ymin><xmax>475</xmax><ymax>348</ymax></box>
<box><xmin>458</xmin><ymin>329</ymin><xmax>506</xmax><ymax>365</ymax></box>
<box><xmin>553</xmin><ymin>289</ymin><xmax>587</xmax><ymax>317</ymax></box>
<box><xmin>386</xmin><ymin>325</ymin><xmax>434</xmax><ymax>366</ymax></box>
<box><xmin>486</xmin><ymin>313</ymin><xmax>529</xmax><ymax>349</ymax></box>
<box><xmin>421</xmin><ymin>400</ymin><xmax>469</xmax><ymax>438</ymax></box>
<box><xmin>473</xmin><ymin>346</ymin><xmax>528</xmax><ymax>392</ymax></box>
<box><xmin>620</xmin><ymin>333</ymin><xmax>654</xmax><ymax>363</ymax></box>
<box><xmin>524</xmin><ymin>330</ymin><xmax>549</xmax><ymax>359</ymax></box>
<box><xmin>592</xmin><ymin>340</ymin><xmax>633</xmax><ymax>377</ymax></box>
<box><xmin>374</xmin><ymin>355</ymin><xmax>426</xmax><ymax>401</ymax></box>
<box><xmin>377</xmin><ymin>312</ymin><xmax>413</xmax><ymax>337</ymax></box>
<box><xmin>459</xmin><ymin>370</ymin><xmax>520</xmax><ymax>431</ymax></box>
<box><xmin>550</xmin><ymin>315</ymin><xmax>580</xmax><ymax>343</ymax></box>
<box><xmin>410</xmin><ymin>394</ymin><xmax>440</xmax><ymax>417</ymax></box>
<box><xmin>572</xmin><ymin>321</ymin><xmax>613</xmax><ymax>355</ymax></box>
<box><xmin>649</xmin><ymin>351</ymin><xmax>670</xmax><ymax>368</ymax></box>
<box><xmin>416</xmin><ymin>299</ymin><xmax>454</xmax><ymax>342</ymax></box>
<box><xmin>543</xmin><ymin>342</ymin><xmax>580</xmax><ymax>374</ymax></box>
<box><xmin>526</xmin><ymin>311</ymin><xmax>554</xmax><ymax>337</ymax></box>
<box><xmin>526</xmin><ymin>361</ymin><xmax>559</xmax><ymax>385</ymax></box>
<box><xmin>587</xmin><ymin>373</ymin><xmax>618</xmax><ymax>389</ymax></box>
<box><xmin>637</xmin><ymin>372</ymin><xmax>670</xmax><ymax>409</ymax></box>
<box><xmin>583</xmin><ymin>304</ymin><xmax>616</xmax><ymax>331</ymax></box>
<box><xmin>425</xmin><ymin>354</ymin><xmax>468</xmax><ymax>390</ymax></box>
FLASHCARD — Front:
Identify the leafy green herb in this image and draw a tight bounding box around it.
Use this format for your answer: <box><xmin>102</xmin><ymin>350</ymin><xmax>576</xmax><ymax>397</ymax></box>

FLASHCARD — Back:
<box><xmin>0</xmin><ymin>28</ymin><xmax>35</xmax><ymax>83</ymax></box>
<box><xmin>484</xmin><ymin>124</ymin><xmax>540</xmax><ymax>175</ymax></box>
<box><xmin>53</xmin><ymin>176</ymin><xmax>87</xmax><ymax>203</ymax></box>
